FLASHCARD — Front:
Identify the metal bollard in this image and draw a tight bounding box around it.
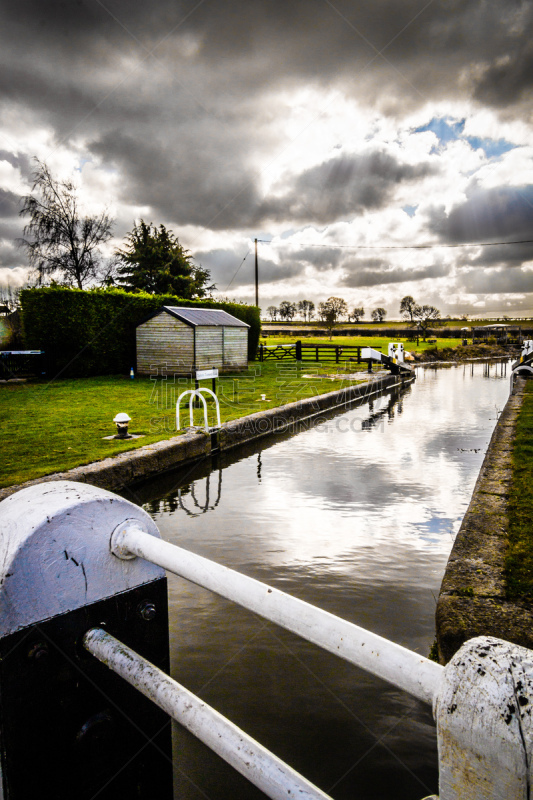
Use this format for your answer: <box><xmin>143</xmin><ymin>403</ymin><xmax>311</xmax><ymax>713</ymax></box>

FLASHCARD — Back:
<box><xmin>0</xmin><ymin>481</ymin><xmax>172</xmax><ymax>800</ymax></box>
<box><xmin>434</xmin><ymin>636</ymin><xmax>533</xmax><ymax>800</ymax></box>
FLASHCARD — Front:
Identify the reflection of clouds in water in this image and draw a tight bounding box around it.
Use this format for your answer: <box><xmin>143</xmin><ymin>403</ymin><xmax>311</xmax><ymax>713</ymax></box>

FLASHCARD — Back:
<box><xmin>222</xmin><ymin>364</ymin><xmax>508</xmax><ymax>566</ymax></box>
<box><xmin>155</xmin><ymin>362</ymin><xmax>510</xmax><ymax>580</ymax></box>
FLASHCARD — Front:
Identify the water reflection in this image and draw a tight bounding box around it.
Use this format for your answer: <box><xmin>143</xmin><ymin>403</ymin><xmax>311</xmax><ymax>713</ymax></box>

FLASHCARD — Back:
<box><xmin>125</xmin><ymin>362</ymin><xmax>511</xmax><ymax>800</ymax></box>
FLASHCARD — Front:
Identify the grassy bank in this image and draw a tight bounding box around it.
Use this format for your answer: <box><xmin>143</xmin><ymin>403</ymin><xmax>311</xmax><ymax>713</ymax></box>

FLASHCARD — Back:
<box><xmin>505</xmin><ymin>380</ymin><xmax>533</xmax><ymax>598</ymax></box>
<box><xmin>0</xmin><ymin>359</ymin><xmax>371</xmax><ymax>488</ymax></box>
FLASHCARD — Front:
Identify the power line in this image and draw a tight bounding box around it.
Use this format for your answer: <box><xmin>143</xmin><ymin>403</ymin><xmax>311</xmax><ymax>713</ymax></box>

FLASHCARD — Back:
<box><xmin>225</xmin><ymin>251</ymin><xmax>249</xmax><ymax>292</ymax></box>
<box><xmin>256</xmin><ymin>238</ymin><xmax>533</xmax><ymax>250</ymax></box>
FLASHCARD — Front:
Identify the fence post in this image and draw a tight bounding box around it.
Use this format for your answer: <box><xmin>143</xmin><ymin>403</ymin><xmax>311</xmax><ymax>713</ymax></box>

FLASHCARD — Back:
<box><xmin>434</xmin><ymin>636</ymin><xmax>533</xmax><ymax>799</ymax></box>
<box><xmin>259</xmin><ymin>343</ymin><xmax>264</xmax><ymax>361</ymax></box>
<box><xmin>295</xmin><ymin>339</ymin><xmax>302</xmax><ymax>361</ymax></box>
<box><xmin>0</xmin><ymin>481</ymin><xmax>173</xmax><ymax>800</ymax></box>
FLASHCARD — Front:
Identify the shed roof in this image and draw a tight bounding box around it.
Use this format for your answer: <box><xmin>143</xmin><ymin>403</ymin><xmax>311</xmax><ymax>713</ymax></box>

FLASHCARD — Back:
<box><xmin>139</xmin><ymin>306</ymin><xmax>249</xmax><ymax>328</ymax></box>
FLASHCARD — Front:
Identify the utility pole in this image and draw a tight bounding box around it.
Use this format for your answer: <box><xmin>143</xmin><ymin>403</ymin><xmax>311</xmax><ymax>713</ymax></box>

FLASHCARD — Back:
<box><xmin>254</xmin><ymin>238</ymin><xmax>259</xmax><ymax>309</ymax></box>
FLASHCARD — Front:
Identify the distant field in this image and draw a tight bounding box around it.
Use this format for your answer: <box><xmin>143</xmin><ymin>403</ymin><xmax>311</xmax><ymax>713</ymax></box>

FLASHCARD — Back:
<box><xmin>263</xmin><ymin>334</ymin><xmax>463</xmax><ymax>351</ymax></box>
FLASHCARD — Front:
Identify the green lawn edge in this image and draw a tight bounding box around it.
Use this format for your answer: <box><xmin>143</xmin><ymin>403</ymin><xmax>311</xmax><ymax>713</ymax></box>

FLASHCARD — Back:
<box><xmin>505</xmin><ymin>380</ymin><xmax>533</xmax><ymax>598</ymax></box>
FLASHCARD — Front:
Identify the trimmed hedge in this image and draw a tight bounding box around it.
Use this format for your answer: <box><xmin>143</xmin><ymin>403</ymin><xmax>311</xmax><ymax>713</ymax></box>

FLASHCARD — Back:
<box><xmin>20</xmin><ymin>287</ymin><xmax>260</xmax><ymax>378</ymax></box>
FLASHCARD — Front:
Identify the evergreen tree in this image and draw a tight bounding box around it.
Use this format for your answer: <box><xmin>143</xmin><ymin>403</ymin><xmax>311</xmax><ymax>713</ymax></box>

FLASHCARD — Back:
<box><xmin>115</xmin><ymin>220</ymin><xmax>214</xmax><ymax>297</ymax></box>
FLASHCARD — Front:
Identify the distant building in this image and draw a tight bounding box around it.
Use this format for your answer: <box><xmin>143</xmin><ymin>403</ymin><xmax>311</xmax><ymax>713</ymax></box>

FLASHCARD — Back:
<box><xmin>472</xmin><ymin>324</ymin><xmax>523</xmax><ymax>347</ymax></box>
<box><xmin>136</xmin><ymin>306</ymin><xmax>249</xmax><ymax>375</ymax></box>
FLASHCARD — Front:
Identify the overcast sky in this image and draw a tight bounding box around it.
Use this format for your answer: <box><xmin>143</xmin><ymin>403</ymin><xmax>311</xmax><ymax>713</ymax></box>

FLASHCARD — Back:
<box><xmin>1</xmin><ymin>0</ymin><xmax>532</xmax><ymax>318</ymax></box>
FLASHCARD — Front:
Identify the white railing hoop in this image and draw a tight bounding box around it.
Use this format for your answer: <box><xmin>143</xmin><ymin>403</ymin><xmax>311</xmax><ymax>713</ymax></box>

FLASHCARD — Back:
<box><xmin>176</xmin><ymin>388</ymin><xmax>221</xmax><ymax>432</ymax></box>
<box><xmin>84</xmin><ymin>628</ymin><xmax>333</xmax><ymax>800</ymax></box>
<box><xmin>111</xmin><ymin>525</ymin><xmax>443</xmax><ymax>706</ymax></box>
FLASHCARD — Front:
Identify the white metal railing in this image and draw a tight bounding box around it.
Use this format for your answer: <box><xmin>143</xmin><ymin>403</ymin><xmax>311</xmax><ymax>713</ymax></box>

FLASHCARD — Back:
<box><xmin>111</xmin><ymin>523</ymin><xmax>442</xmax><ymax>705</ymax></box>
<box><xmin>176</xmin><ymin>387</ymin><xmax>221</xmax><ymax>431</ymax></box>
<box><xmin>84</xmin><ymin>627</ymin><xmax>332</xmax><ymax>800</ymax></box>
<box><xmin>108</xmin><ymin>521</ymin><xmax>533</xmax><ymax>800</ymax></box>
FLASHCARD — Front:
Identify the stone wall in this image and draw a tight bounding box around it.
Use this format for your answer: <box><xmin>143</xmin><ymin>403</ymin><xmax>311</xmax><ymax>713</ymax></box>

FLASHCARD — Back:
<box><xmin>436</xmin><ymin>377</ymin><xmax>533</xmax><ymax>664</ymax></box>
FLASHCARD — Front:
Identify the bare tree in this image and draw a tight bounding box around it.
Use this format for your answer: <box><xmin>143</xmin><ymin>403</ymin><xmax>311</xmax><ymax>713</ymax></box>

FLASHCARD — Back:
<box><xmin>318</xmin><ymin>296</ymin><xmax>348</xmax><ymax>339</ymax></box>
<box><xmin>349</xmin><ymin>306</ymin><xmax>364</xmax><ymax>322</ymax></box>
<box><xmin>371</xmin><ymin>307</ymin><xmax>387</xmax><ymax>322</ymax></box>
<box><xmin>19</xmin><ymin>159</ymin><xmax>114</xmax><ymax>289</ymax></box>
<box><xmin>399</xmin><ymin>295</ymin><xmax>416</xmax><ymax>322</ymax></box>
<box><xmin>278</xmin><ymin>300</ymin><xmax>297</xmax><ymax>321</ymax></box>
<box><xmin>298</xmin><ymin>299</ymin><xmax>315</xmax><ymax>322</ymax></box>
<box><xmin>267</xmin><ymin>305</ymin><xmax>278</xmax><ymax>321</ymax></box>
<box><xmin>413</xmin><ymin>304</ymin><xmax>440</xmax><ymax>340</ymax></box>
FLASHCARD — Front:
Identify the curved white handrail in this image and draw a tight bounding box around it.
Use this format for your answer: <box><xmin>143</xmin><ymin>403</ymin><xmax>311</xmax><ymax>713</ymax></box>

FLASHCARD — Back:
<box><xmin>176</xmin><ymin>388</ymin><xmax>221</xmax><ymax>432</ymax></box>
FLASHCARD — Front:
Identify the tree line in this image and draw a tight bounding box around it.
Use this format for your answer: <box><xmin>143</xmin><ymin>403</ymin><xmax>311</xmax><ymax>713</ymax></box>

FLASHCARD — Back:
<box><xmin>267</xmin><ymin>299</ymin><xmax>381</xmax><ymax>324</ymax></box>
<box><xmin>266</xmin><ymin>296</ymin><xmax>442</xmax><ymax>340</ymax></box>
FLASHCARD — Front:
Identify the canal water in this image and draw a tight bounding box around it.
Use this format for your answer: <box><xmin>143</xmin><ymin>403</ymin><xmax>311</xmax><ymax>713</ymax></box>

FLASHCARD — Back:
<box><xmin>124</xmin><ymin>361</ymin><xmax>511</xmax><ymax>800</ymax></box>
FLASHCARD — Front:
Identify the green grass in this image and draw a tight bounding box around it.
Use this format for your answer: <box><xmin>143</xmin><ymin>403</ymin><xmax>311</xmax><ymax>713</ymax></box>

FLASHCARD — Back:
<box><xmin>505</xmin><ymin>380</ymin><xmax>533</xmax><ymax>598</ymax></box>
<box><xmin>0</xmin><ymin>360</ymin><xmax>370</xmax><ymax>488</ymax></box>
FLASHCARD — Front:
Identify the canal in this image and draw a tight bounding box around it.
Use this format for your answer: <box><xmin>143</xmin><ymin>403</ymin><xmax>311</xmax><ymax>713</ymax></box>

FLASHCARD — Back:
<box><xmin>123</xmin><ymin>360</ymin><xmax>511</xmax><ymax>800</ymax></box>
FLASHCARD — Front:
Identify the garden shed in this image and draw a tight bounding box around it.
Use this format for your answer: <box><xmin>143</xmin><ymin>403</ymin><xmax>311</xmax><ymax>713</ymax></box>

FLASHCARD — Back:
<box><xmin>136</xmin><ymin>306</ymin><xmax>249</xmax><ymax>375</ymax></box>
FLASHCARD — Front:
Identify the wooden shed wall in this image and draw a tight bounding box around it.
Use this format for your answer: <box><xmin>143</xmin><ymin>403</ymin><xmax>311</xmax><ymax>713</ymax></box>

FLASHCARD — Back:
<box><xmin>136</xmin><ymin>315</ymin><xmax>194</xmax><ymax>375</ymax></box>
<box><xmin>196</xmin><ymin>326</ymin><xmax>224</xmax><ymax>368</ymax></box>
<box><xmin>223</xmin><ymin>328</ymin><xmax>248</xmax><ymax>368</ymax></box>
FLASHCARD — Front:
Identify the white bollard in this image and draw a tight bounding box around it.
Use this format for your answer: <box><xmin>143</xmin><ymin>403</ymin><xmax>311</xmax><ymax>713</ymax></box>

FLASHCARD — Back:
<box><xmin>434</xmin><ymin>636</ymin><xmax>533</xmax><ymax>800</ymax></box>
<box><xmin>0</xmin><ymin>481</ymin><xmax>172</xmax><ymax>799</ymax></box>
<box><xmin>388</xmin><ymin>342</ymin><xmax>405</xmax><ymax>363</ymax></box>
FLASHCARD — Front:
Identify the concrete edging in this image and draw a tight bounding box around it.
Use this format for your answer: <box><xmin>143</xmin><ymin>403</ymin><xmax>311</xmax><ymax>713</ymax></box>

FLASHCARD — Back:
<box><xmin>436</xmin><ymin>377</ymin><xmax>531</xmax><ymax>664</ymax></box>
<box><xmin>0</xmin><ymin>372</ymin><xmax>414</xmax><ymax>502</ymax></box>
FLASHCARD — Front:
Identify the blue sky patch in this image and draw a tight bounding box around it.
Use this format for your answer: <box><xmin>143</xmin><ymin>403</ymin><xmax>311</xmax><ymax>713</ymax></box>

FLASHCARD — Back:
<box><xmin>414</xmin><ymin>116</ymin><xmax>516</xmax><ymax>158</ymax></box>
<box><xmin>402</xmin><ymin>205</ymin><xmax>417</xmax><ymax>217</ymax></box>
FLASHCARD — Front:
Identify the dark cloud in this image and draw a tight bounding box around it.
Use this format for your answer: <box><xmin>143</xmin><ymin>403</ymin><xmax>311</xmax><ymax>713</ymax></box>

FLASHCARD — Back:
<box><xmin>0</xmin><ymin>189</ymin><xmax>20</xmax><ymax>220</ymax></box>
<box><xmin>0</xmin><ymin>151</ymin><xmax>32</xmax><ymax>179</ymax></box>
<box><xmin>342</xmin><ymin>261</ymin><xmax>450</xmax><ymax>288</ymax></box>
<box><xmin>193</xmin><ymin>247</ymin><xmax>306</xmax><ymax>288</ymax></box>
<box><xmin>429</xmin><ymin>185</ymin><xmax>533</xmax><ymax>245</ymax></box>
<box><xmin>0</xmin><ymin>0</ymin><xmax>530</xmax><ymax>180</ymax></box>
<box><xmin>256</xmin><ymin>153</ymin><xmax>437</xmax><ymax>226</ymax></box>
<box><xmin>465</xmin><ymin>241</ymin><xmax>533</xmax><ymax>269</ymax></box>
<box><xmin>281</xmin><ymin>246</ymin><xmax>344</xmax><ymax>270</ymax></box>
<box><xmin>459</xmin><ymin>267</ymin><xmax>533</xmax><ymax>295</ymax></box>
<box><xmin>473</xmin><ymin>39</ymin><xmax>533</xmax><ymax>108</ymax></box>
<box><xmin>0</xmin><ymin>240</ymin><xmax>23</xmax><ymax>269</ymax></box>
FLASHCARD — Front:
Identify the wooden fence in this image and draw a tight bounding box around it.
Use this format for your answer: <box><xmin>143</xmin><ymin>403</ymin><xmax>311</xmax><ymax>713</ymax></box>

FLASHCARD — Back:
<box><xmin>258</xmin><ymin>341</ymin><xmax>381</xmax><ymax>364</ymax></box>
<box><xmin>0</xmin><ymin>351</ymin><xmax>46</xmax><ymax>380</ymax></box>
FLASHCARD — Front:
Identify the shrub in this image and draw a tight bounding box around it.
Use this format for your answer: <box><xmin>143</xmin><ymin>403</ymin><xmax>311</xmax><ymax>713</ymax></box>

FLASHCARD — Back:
<box><xmin>21</xmin><ymin>287</ymin><xmax>260</xmax><ymax>377</ymax></box>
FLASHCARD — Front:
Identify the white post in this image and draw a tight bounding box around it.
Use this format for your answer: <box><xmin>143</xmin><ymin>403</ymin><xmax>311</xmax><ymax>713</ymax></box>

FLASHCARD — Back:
<box><xmin>0</xmin><ymin>481</ymin><xmax>172</xmax><ymax>799</ymax></box>
<box><xmin>434</xmin><ymin>636</ymin><xmax>533</xmax><ymax>800</ymax></box>
<box><xmin>388</xmin><ymin>342</ymin><xmax>404</xmax><ymax>363</ymax></box>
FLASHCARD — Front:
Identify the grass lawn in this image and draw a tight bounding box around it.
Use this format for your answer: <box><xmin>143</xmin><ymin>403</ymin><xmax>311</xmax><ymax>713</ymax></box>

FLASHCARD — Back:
<box><xmin>0</xmin><ymin>358</ymin><xmax>373</xmax><ymax>488</ymax></box>
<box><xmin>505</xmin><ymin>379</ymin><xmax>533</xmax><ymax>598</ymax></box>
